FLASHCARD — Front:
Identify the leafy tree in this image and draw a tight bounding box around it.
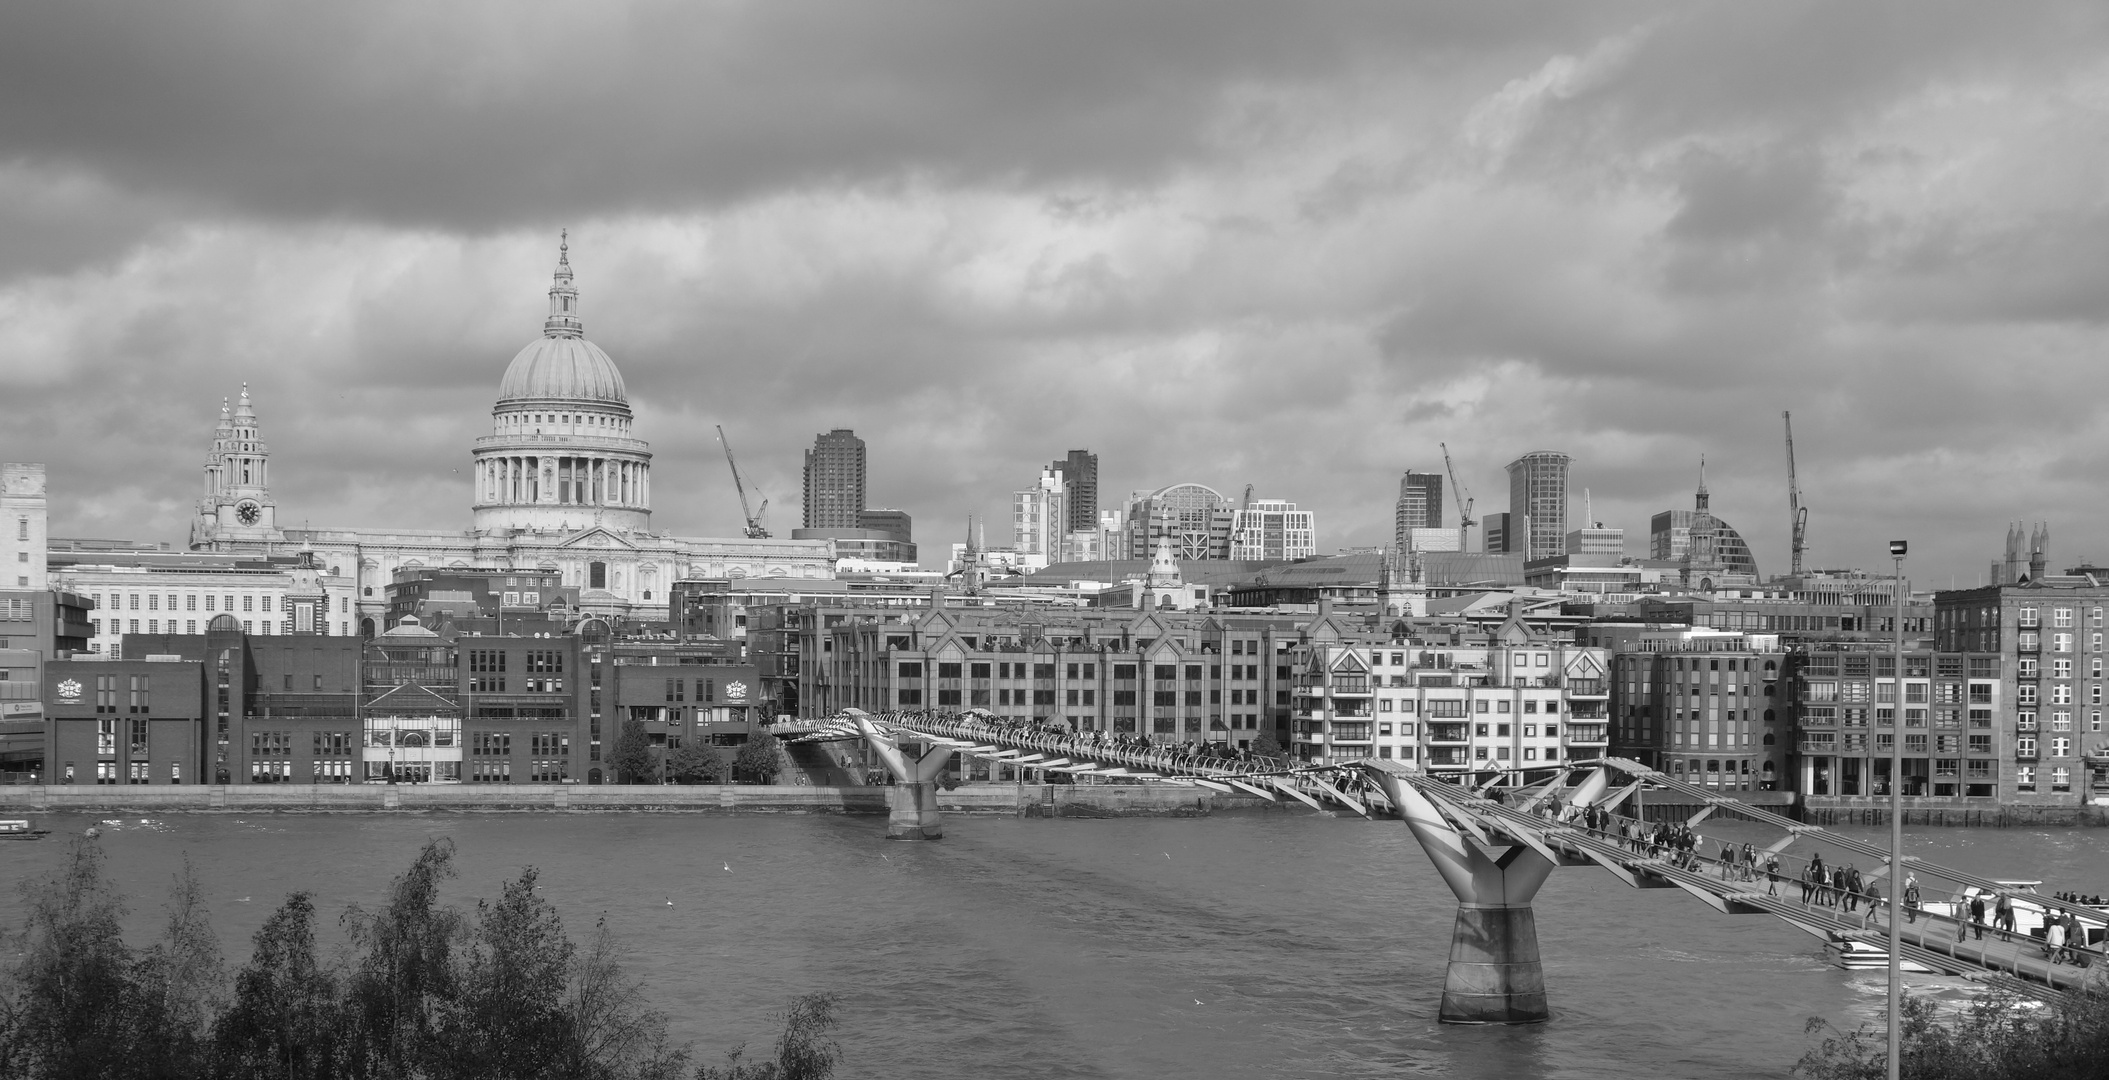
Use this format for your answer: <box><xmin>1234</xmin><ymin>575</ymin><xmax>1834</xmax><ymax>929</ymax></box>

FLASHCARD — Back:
<box><xmin>1249</xmin><ymin>730</ymin><xmax>1284</xmax><ymax>763</ymax></box>
<box><xmin>339</xmin><ymin>837</ymin><xmax>463</xmax><ymax>1079</ymax></box>
<box><xmin>733</xmin><ymin>733</ymin><xmax>784</xmax><ymax>785</ymax></box>
<box><xmin>668</xmin><ymin>742</ymin><xmax>725</xmax><ymax>785</ymax></box>
<box><xmin>214</xmin><ymin>892</ymin><xmax>339</xmax><ymax>1080</ymax></box>
<box><xmin>610</xmin><ymin>719</ymin><xmax>656</xmax><ymax>784</ymax></box>
<box><xmin>130</xmin><ymin>858</ymin><xmax>225</xmax><ymax>1079</ymax></box>
<box><xmin>562</xmin><ymin>918</ymin><xmax>689</xmax><ymax>1080</ymax></box>
<box><xmin>1797</xmin><ymin>987</ymin><xmax>2109</xmax><ymax>1079</ymax></box>
<box><xmin>434</xmin><ymin>867</ymin><xmax>576</xmax><ymax>1080</ymax></box>
<box><xmin>694</xmin><ymin>993</ymin><xmax>841</xmax><ymax>1080</ymax></box>
<box><xmin>2</xmin><ymin>836</ymin><xmax>142</xmax><ymax>1079</ymax></box>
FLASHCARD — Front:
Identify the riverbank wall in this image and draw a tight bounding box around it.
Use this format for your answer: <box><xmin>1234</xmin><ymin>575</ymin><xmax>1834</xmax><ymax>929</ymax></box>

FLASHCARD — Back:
<box><xmin>0</xmin><ymin>782</ymin><xmax>1274</xmax><ymax>817</ymax></box>
<box><xmin>1797</xmin><ymin>798</ymin><xmax>2109</xmax><ymax>828</ymax></box>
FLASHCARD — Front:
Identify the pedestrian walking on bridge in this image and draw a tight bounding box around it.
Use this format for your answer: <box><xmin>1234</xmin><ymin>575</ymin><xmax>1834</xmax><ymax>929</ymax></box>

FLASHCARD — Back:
<box><xmin>1904</xmin><ymin>877</ymin><xmax>1922</xmax><ymax>924</ymax></box>
<box><xmin>1969</xmin><ymin>894</ymin><xmax>1987</xmax><ymax>941</ymax></box>
<box><xmin>1995</xmin><ymin>893</ymin><xmax>2015</xmax><ymax>942</ymax></box>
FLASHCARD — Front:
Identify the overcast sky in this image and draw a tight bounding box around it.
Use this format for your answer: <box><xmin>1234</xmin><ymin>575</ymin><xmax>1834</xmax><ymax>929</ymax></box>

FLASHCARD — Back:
<box><xmin>5</xmin><ymin>1</ymin><xmax>2109</xmax><ymax>584</ymax></box>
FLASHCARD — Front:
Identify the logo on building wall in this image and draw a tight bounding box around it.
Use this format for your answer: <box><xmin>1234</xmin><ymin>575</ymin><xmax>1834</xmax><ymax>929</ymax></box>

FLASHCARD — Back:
<box><xmin>56</xmin><ymin>679</ymin><xmax>81</xmax><ymax>701</ymax></box>
<box><xmin>725</xmin><ymin>680</ymin><xmax>748</xmax><ymax>702</ymax></box>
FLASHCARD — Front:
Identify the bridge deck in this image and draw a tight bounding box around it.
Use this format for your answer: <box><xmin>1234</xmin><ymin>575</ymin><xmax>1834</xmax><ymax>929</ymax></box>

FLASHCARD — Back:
<box><xmin>778</xmin><ymin>711</ymin><xmax>1382</xmax><ymax>811</ymax></box>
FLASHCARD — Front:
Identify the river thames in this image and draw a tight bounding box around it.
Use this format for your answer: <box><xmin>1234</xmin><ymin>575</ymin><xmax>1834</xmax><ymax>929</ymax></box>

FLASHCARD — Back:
<box><xmin>6</xmin><ymin>808</ymin><xmax>2107</xmax><ymax>1079</ymax></box>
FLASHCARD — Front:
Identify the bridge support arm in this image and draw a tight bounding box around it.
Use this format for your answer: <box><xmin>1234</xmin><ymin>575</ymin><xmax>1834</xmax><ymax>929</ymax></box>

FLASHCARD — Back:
<box><xmin>852</xmin><ymin>711</ymin><xmax>952</xmax><ymax>841</ymax></box>
<box><xmin>1373</xmin><ymin>768</ymin><xmax>1554</xmax><ymax>1025</ymax></box>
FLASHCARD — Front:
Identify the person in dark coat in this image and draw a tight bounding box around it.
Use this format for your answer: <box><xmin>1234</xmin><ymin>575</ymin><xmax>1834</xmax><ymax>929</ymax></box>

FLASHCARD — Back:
<box><xmin>1968</xmin><ymin>894</ymin><xmax>1987</xmax><ymax>941</ymax></box>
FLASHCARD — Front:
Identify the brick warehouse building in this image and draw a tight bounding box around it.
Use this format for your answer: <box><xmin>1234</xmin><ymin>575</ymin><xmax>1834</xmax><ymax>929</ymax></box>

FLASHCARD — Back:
<box><xmin>88</xmin><ymin>613</ymin><xmax>765</xmax><ymax>786</ymax></box>
<box><xmin>44</xmin><ymin>655</ymin><xmax>209</xmax><ymax>785</ymax></box>
<box><xmin>1931</xmin><ymin>577</ymin><xmax>2109</xmax><ymax>805</ymax></box>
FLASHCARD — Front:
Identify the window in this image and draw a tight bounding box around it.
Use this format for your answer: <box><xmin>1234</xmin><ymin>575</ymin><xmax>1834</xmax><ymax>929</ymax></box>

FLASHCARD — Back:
<box><xmin>2055</xmin><ymin>607</ymin><xmax>2075</xmax><ymax>628</ymax></box>
<box><xmin>2018</xmin><ymin>765</ymin><xmax>2036</xmax><ymax>791</ymax></box>
<box><xmin>2019</xmin><ymin>606</ymin><xmax>2038</xmax><ymax>627</ymax></box>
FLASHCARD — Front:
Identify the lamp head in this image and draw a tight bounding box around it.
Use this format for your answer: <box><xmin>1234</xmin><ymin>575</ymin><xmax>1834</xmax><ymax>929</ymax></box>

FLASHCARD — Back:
<box><xmin>1889</xmin><ymin>540</ymin><xmax>1908</xmax><ymax>558</ymax></box>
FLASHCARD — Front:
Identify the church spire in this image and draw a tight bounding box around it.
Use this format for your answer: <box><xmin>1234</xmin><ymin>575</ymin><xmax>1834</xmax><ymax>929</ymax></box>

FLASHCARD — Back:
<box><xmin>1694</xmin><ymin>455</ymin><xmax>1710</xmax><ymax>513</ymax></box>
<box><xmin>544</xmin><ymin>230</ymin><xmax>583</xmax><ymax>338</ymax></box>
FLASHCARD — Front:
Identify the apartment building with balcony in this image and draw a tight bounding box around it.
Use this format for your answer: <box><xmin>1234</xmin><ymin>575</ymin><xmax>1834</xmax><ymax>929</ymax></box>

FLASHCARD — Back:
<box><xmin>1288</xmin><ymin>634</ymin><xmax>1611</xmax><ymax>782</ymax></box>
<box><xmin>1781</xmin><ymin>643</ymin><xmax>2005</xmax><ymax>803</ymax></box>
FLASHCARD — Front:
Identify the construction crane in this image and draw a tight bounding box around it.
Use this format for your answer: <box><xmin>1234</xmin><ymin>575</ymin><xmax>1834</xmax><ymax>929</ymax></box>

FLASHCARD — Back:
<box><xmin>1440</xmin><ymin>443</ymin><xmax>1475</xmax><ymax>542</ymax></box>
<box><xmin>714</xmin><ymin>424</ymin><xmax>770</xmax><ymax>539</ymax></box>
<box><xmin>1783</xmin><ymin>411</ymin><xmax>1808</xmax><ymax>576</ymax></box>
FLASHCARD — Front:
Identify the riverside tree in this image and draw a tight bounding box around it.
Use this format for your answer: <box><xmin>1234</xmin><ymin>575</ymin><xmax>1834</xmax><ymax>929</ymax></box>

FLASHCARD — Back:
<box><xmin>1797</xmin><ymin>987</ymin><xmax>2109</xmax><ymax>1079</ymax></box>
<box><xmin>667</xmin><ymin>741</ymin><xmax>725</xmax><ymax>785</ymax></box>
<box><xmin>609</xmin><ymin>718</ymin><xmax>656</xmax><ymax>784</ymax></box>
<box><xmin>733</xmin><ymin>732</ymin><xmax>784</xmax><ymax>784</ymax></box>
<box><xmin>0</xmin><ymin>834</ymin><xmax>833</xmax><ymax>1080</ymax></box>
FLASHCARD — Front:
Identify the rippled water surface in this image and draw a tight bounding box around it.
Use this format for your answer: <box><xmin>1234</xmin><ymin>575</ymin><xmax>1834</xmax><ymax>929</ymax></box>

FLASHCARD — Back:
<box><xmin>5</xmin><ymin>808</ymin><xmax>2108</xmax><ymax>1079</ymax></box>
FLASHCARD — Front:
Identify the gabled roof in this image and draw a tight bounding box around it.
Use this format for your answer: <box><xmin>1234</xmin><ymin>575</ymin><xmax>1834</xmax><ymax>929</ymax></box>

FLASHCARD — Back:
<box><xmin>365</xmin><ymin>683</ymin><xmax>457</xmax><ymax>714</ymax></box>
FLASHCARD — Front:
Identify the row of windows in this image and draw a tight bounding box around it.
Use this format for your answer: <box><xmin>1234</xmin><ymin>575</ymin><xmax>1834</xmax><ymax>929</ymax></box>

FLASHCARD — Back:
<box><xmin>2017</xmin><ymin>606</ymin><xmax>2106</xmax><ymax>628</ymax></box>
<box><xmin>896</xmin><ymin>661</ymin><xmax>1295</xmax><ymax>682</ymax></box>
<box><xmin>91</xmin><ymin>592</ymin><xmax>285</xmax><ymax>613</ymax></box>
<box><xmin>94</xmin><ymin>618</ymin><xmax>277</xmax><ymax>636</ymax></box>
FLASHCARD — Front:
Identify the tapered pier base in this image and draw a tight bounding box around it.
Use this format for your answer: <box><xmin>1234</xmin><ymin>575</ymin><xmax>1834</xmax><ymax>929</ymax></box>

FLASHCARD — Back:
<box><xmin>887</xmin><ymin>780</ymin><xmax>943</xmax><ymax>841</ymax></box>
<box><xmin>1441</xmin><ymin>903</ymin><xmax>1548</xmax><ymax>1024</ymax></box>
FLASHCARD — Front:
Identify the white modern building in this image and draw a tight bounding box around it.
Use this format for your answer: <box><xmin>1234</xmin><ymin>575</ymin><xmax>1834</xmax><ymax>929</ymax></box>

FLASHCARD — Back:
<box><xmin>1012</xmin><ymin>467</ymin><xmax>1068</xmax><ymax>568</ymax></box>
<box><xmin>1229</xmin><ymin>500</ymin><xmax>1316</xmax><ymax>561</ymax></box>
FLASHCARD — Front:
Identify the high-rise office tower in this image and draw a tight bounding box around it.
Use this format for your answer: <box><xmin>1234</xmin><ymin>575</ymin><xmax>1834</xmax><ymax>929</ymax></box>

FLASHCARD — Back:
<box><xmin>802</xmin><ymin>429</ymin><xmax>866</xmax><ymax>529</ymax></box>
<box><xmin>1049</xmin><ymin>450</ymin><xmax>1098</xmax><ymax>534</ymax></box>
<box><xmin>1505</xmin><ymin>450</ymin><xmax>1572</xmax><ymax>561</ymax></box>
<box><xmin>1393</xmin><ymin>470</ymin><xmax>1443</xmax><ymax>550</ymax></box>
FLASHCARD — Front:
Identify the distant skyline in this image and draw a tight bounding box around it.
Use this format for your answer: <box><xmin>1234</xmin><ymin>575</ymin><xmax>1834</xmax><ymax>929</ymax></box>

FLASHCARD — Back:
<box><xmin>6</xmin><ymin>3</ymin><xmax>2109</xmax><ymax>584</ymax></box>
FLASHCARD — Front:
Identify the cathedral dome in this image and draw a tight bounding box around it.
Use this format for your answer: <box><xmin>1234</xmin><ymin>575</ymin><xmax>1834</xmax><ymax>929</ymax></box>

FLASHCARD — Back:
<box><xmin>497</xmin><ymin>336</ymin><xmax>628</xmax><ymax>406</ymax></box>
<box><xmin>495</xmin><ymin>234</ymin><xmax>629</xmax><ymax>408</ymax></box>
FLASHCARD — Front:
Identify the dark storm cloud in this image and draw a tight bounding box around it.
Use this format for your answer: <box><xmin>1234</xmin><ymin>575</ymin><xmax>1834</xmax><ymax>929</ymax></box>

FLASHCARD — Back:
<box><xmin>0</xmin><ymin>0</ymin><xmax>1644</xmax><ymax>230</ymax></box>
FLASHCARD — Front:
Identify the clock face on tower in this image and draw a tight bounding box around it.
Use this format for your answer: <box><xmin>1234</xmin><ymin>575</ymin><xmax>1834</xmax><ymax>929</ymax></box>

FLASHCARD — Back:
<box><xmin>235</xmin><ymin>500</ymin><xmax>261</xmax><ymax>526</ymax></box>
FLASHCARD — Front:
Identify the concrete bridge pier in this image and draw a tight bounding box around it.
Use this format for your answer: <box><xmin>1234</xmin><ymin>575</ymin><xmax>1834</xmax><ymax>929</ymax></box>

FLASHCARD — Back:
<box><xmin>850</xmin><ymin>711</ymin><xmax>953</xmax><ymax>841</ymax></box>
<box><xmin>1371</xmin><ymin>766</ymin><xmax>1556</xmax><ymax>1024</ymax></box>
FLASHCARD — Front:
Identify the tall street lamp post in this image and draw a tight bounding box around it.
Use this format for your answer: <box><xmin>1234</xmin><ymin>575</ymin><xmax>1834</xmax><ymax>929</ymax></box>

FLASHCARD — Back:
<box><xmin>1886</xmin><ymin>538</ymin><xmax>1907</xmax><ymax>1080</ymax></box>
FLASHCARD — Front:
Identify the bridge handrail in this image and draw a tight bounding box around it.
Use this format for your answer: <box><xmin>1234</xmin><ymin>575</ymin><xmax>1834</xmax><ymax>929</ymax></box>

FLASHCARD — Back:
<box><xmin>1590</xmin><ymin>757</ymin><xmax>2109</xmax><ymax>928</ymax></box>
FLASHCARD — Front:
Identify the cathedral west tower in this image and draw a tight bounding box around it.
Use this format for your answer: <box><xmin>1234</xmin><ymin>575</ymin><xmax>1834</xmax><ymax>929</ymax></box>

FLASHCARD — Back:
<box><xmin>191</xmin><ymin>384</ymin><xmax>285</xmax><ymax>550</ymax></box>
<box><xmin>471</xmin><ymin>234</ymin><xmax>653</xmax><ymax>534</ymax></box>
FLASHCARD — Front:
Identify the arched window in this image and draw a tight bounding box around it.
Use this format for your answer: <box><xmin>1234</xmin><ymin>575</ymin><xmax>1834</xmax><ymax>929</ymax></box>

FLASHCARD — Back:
<box><xmin>1763</xmin><ymin>709</ymin><xmax>1775</xmax><ymax>724</ymax></box>
<box><xmin>1762</xmin><ymin>733</ymin><xmax>1776</xmax><ymax>745</ymax></box>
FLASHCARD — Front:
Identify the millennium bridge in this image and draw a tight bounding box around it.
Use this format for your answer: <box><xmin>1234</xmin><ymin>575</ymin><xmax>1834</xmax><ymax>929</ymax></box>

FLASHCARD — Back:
<box><xmin>777</xmin><ymin>708</ymin><xmax>2106</xmax><ymax>1024</ymax></box>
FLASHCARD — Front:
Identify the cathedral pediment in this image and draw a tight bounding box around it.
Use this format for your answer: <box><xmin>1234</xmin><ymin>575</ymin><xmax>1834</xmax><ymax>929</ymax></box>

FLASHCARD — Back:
<box><xmin>553</xmin><ymin>527</ymin><xmax>638</xmax><ymax>551</ymax></box>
